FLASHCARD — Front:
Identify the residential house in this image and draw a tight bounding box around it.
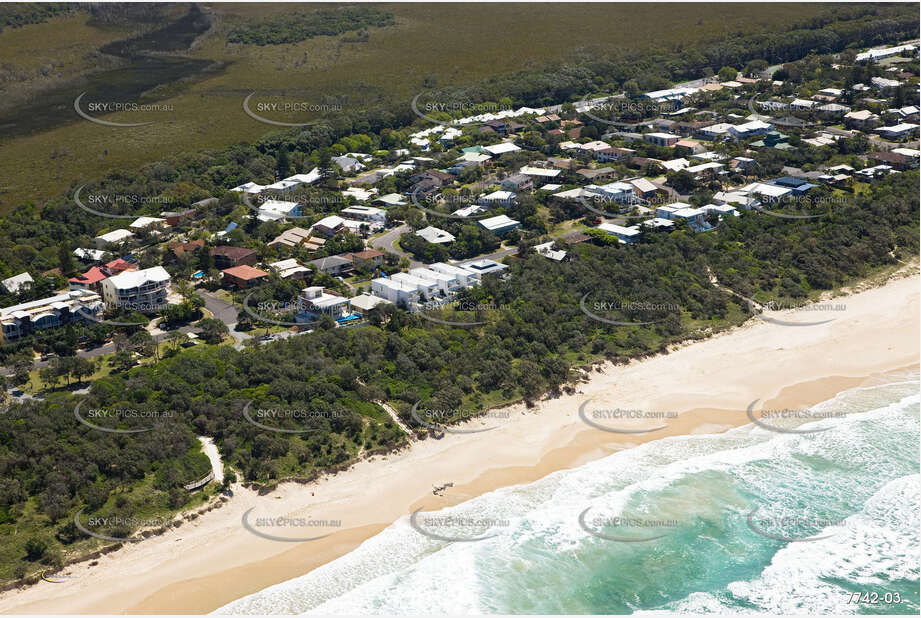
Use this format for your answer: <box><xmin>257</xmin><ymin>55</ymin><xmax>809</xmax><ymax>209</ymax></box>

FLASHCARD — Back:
<box><xmin>644</xmin><ymin>132</ymin><xmax>681</xmax><ymax>147</ymax></box>
<box><xmin>587</xmin><ymin>181</ymin><xmax>635</xmax><ymax>204</ymax></box>
<box><xmin>429</xmin><ymin>262</ymin><xmax>475</xmax><ymax>288</ymax></box>
<box><xmin>371</xmin><ymin>277</ymin><xmax>421</xmax><ymax>307</ymax></box>
<box><xmin>269</xmin><ymin>227</ymin><xmax>318</xmax><ymax>250</ymax></box>
<box><xmin>409</xmin><ymin>267</ymin><xmax>463</xmax><ymax>294</ymax></box>
<box><xmin>519</xmin><ymin>165</ymin><xmax>562</xmax><ymax>180</ymax></box>
<box><xmin>742</xmin><ymin>182</ymin><xmax>793</xmax><ymax>202</ymax></box>
<box><xmin>478</xmin><ymin>190</ymin><xmax>516</xmax><ymax>207</ymax></box>
<box><xmin>478</xmin><ymin>214</ymin><xmax>520</xmax><ymax>236</ymax></box>
<box><xmin>73</xmin><ymin>248</ymin><xmax>107</xmax><ymax>263</ymax></box>
<box><xmin>104</xmin><ymin>258</ymin><xmax>136</xmax><ymax>275</ymax></box>
<box><xmin>167</xmin><ymin>239</ymin><xmax>206</xmax><ymax>263</ymax></box>
<box><xmin>256</xmin><ymin>199</ymin><xmax>301</xmax><ymax>222</ymax></box>
<box><xmin>697</xmin><ymin>123</ymin><xmax>735</xmax><ymax>140</ymax></box>
<box><xmin>627</xmin><ymin>177</ymin><xmax>661</xmax><ymax>202</ymax></box>
<box><xmin>373</xmin><ymin>193</ymin><xmax>408</xmax><ymax>207</ymax></box>
<box><xmin>331</xmin><ymin>155</ymin><xmax>365</xmax><ymax>174</ymax></box>
<box><xmin>390</xmin><ymin>273</ymin><xmax>438</xmax><ymax>300</ymax></box>
<box><xmin>844</xmin><ymin>110</ymin><xmax>881</xmax><ymax>130</ymax></box>
<box><xmin>298</xmin><ymin>286</ymin><xmax>351</xmax><ymax>319</ymax></box>
<box><xmin>729</xmin><ymin>156</ymin><xmax>757</xmax><ymax>173</ymax></box>
<box><xmin>871</xmin><ymin>76</ymin><xmax>900</xmax><ymax>92</ymax></box>
<box><xmin>597</xmin><ymin>223</ymin><xmax>641</xmax><ymax>243</ymax></box>
<box><xmin>349</xmin><ymin>293</ymin><xmax>391</xmax><ymax>316</ymax></box>
<box><xmin>655</xmin><ymin>204</ymin><xmax>707</xmax><ymax>230</ymax></box>
<box><xmin>867</xmin><ymin>151</ymin><xmax>919</xmax><ymax>171</ymax></box>
<box><xmin>130</xmin><ymin>216</ymin><xmax>167</xmax><ymax>231</ymax></box>
<box><xmin>769</xmin><ymin>176</ymin><xmax>816</xmax><ymax>196</ymax></box>
<box><xmin>341</xmin><ymin>205</ymin><xmax>387</xmax><ymax>228</ymax></box>
<box><xmin>211</xmin><ymin>246</ymin><xmax>259</xmax><ymax>269</ymax></box>
<box><xmin>68</xmin><ymin>266</ymin><xmax>109</xmax><ymax>292</ymax></box>
<box><xmin>500</xmin><ymin>174</ymin><xmax>534</xmax><ymax>192</ymax></box>
<box><xmin>308</xmin><ymin>255</ymin><xmax>354</xmax><ymax>276</ymax></box>
<box><xmin>532</xmin><ymin>241</ymin><xmax>568</xmax><ymax>262</ymax></box>
<box><xmin>596</xmin><ymin>147</ymin><xmax>635</xmax><ymax>163</ymax></box>
<box><xmin>310</xmin><ymin>215</ymin><xmax>347</xmax><ymax>237</ymax></box>
<box><xmin>1</xmin><ymin>272</ymin><xmax>33</xmax><ymax>294</ymax></box>
<box><xmin>416</xmin><ymin>226</ymin><xmax>456</xmax><ymax>244</ymax></box>
<box><xmin>459</xmin><ymin>259</ymin><xmax>509</xmax><ymax>281</ymax></box>
<box><xmin>674</xmin><ymin>139</ymin><xmax>707</xmax><ymax>155</ymax></box>
<box><xmin>94</xmin><ymin>229</ymin><xmax>135</xmax><ymax>250</ymax></box>
<box><xmin>221</xmin><ymin>265</ymin><xmax>269</xmax><ymax>290</ymax></box>
<box><xmin>483</xmin><ymin>142</ymin><xmax>522</xmax><ymax>156</ymax></box>
<box><xmin>875</xmin><ymin>123</ymin><xmax>919</xmax><ymax>140</ymax></box>
<box><xmin>268</xmin><ymin>259</ymin><xmax>311</xmax><ymax>281</ymax></box>
<box><xmin>728</xmin><ymin>120</ymin><xmax>774</xmax><ymax>140</ymax></box>
<box><xmin>577</xmin><ymin>167</ymin><xmax>616</xmax><ymax>182</ymax></box>
<box><xmin>344</xmin><ymin>249</ymin><xmax>385</xmax><ymax>269</ymax></box>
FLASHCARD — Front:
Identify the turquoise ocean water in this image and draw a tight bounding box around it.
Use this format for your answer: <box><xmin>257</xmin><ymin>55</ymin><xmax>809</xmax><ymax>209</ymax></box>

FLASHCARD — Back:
<box><xmin>216</xmin><ymin>370</ymin><xmax>920</xmax><ymax>615</ymax></box>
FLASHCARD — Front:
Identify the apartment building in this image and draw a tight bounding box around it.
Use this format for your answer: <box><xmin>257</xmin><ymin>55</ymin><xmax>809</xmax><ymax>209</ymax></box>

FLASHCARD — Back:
<box><xmin>0</xmin><ymin>289</ymin><xmax>104</xmax><ymax>342</ymax></box>
<box><xmin>100</xmin><ymin>266</ymin><xmax>171</xmax><ymax>312</ymax></box>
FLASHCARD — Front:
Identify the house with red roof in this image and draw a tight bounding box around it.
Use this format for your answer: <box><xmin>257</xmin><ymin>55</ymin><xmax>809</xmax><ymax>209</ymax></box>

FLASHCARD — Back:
<box><xmin>68</xmin><ymin>266</ymin><xmax>110</xmax><ymax>293</ymax></box>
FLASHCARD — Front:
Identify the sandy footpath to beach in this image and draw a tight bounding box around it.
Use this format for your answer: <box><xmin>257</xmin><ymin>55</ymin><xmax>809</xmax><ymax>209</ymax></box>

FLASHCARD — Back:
<box><xmin>0</xmin><ymin>273</ymin><xmax>917</xmax><ymax>614</ymax></box>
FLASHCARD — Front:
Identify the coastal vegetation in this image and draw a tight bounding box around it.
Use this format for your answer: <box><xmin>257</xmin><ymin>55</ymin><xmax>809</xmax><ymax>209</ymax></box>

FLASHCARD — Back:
<box><xmin>0</xmin><ymin>169</ymin><xmax>916</xmax><ymax>582</ymax></box>
<box><xmin>226</xmin><ymin>6</ymin><xmax>395</xmax><ymax>46</ymax></box>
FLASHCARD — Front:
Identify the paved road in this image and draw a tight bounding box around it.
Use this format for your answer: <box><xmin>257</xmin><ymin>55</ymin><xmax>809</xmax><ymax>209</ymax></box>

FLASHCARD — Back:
<box><xmin>370</xmin><ymin>224</ymin><xmax>421</xmax><ymax>268</ymax></box>
<box><xmin>199</xmin><ymin>290</ymin><xmax>252</xmax><ymax>350</ymax></box>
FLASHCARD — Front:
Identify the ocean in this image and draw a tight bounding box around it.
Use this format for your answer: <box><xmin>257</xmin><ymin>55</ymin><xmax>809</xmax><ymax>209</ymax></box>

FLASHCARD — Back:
<box><xmin>216</xmin><ymin>370</ymin><xmax>920</xmax><ymax>615</ymax></box>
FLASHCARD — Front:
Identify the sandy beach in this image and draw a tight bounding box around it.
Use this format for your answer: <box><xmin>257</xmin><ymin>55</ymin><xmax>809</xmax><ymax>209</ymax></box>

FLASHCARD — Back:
<box><xmin>1</xmin><ymin>271</ymin><xmax>917</xmax><ymax>615</ymax></box>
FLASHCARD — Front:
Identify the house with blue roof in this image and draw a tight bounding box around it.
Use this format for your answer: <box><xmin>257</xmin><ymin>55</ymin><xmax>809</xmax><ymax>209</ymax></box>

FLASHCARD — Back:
<box><xmin>769</xmin><ymin>176</ymin><xmax>816</xmax><ymax>196</ymax></box>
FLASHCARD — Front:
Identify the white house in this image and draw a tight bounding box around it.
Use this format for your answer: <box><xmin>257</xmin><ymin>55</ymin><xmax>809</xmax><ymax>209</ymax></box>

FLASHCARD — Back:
<box><xmin>587</xmin><ymin>181</ymin><xmax>635</xmax><ymax>203</ymax></box>
<box><xmin>1</xmin><ymin>272</ymin><xmax>33</xmax><ymax>294</ymax></box>
<box><xmin>257</xmin><ymin>199</ymin><xmax>301</xmax><ymax>222</ymax></box>
<box><xmin>741</xmin><ymin>182</ymin><xmax>792</xmax><ymax>202</ymax></box>
<box><xmin>130</xmin><ymin>216</ymin><xmax>167</xmax><ymax>230</ymax></box>
<box><xmin>478</xmin><ymin>214</ymin><xmax>520</xmax><ymax>236</ymax></box>
<box><xmin>371</xmin><ymin>277</ymin><xmax>420</xmax><ymax>306</ymax></box>
<box><xmin>533</xmin><ymin>241</ymin><xmax>567</xmax><ymax>261</ymax></box>
<box><xmin>409</xmin><ymin>267</ymin><xmax>463</xmax><ymax>294</ymax></box>
<box><xmin>94</xmin><ymin>229</ymin><xmax>135</xmax><ymax>249</ymax></box>
<box><xmin>298</xmin><ymin>286</ymin><xmax>351</xmax><ymax>319</ymax></box>
<box><xmin>429</xmin><ymin>262</ymin><xmax>474</xmax><ymax>288</ymax></box>
<box><xmin>341</xmin><ymin>205</ymin><xmax>387</xmax><ymax>227</ymax></box>
<box><xmin>416</xmin><ymin>226</ymin><xmax>456</xmax><ymax>244</ymax></box>
<box><xmin>875</xmin><ymin>123</ymin><xmax>919</xmax><ymax>139</ymax></box>
<box><xmin>656</xmin><ymin>204</ymin><xmax>706</xmax><ymax>229</ymax></box>
<box><xmin>697</xmin><ymin>123</ymin><xmax>735</xmax><ymax>140</ymax></box>
<box><xmin>268</xmin><ymin>259</ymin><xmax>311</xmax><ymax>280</ymax></box>
<box><xmin>230</xmin><ymin>181</ymin><xmax>266</xmax><ymax>195</ymax></box>
<box><xmin>390</xmin><ymin>273</ymin><xmax>439</xmax><ymax>300</ymax></box>
<box><xmin>483</xmin><ymin>142</ymin><xmax>522</xmax><ymax>156</ymax></box>
<box><xmin>519</xmin><ymin>165</ymin><xmax>562</xmax><ymax>180</ymax></box>
<box><xmin>644</xmin><ymin>132</ymin><xmax>681</xmax><ymax>147</ymax></box>
<box><xmin>263</xmin><ymin>179</ymin><xmax>300</xmax><ymax>194</ymax></box>
<box><xmin>477</xmin><ymin>190</ymin><xmax>516</xmax><ymax>207</ymax></box>
<box><xmin>459</xmin><ymin>259</ymin><xmax>509</xmax><ymax>281</ymax></box>
<box><xmin>74</xmin><ymin>248</ymin><xmax>107</xmax><ymax>263</ymax></box>
<box><xmin>597</xmin><ymin>223</ymin><xmax>640</xmax><ymax>243</ymax></box>
<box><xmin>729</xmin><ymin>120</ymin><xmax>773</xmax><ymax>140</ymax></box>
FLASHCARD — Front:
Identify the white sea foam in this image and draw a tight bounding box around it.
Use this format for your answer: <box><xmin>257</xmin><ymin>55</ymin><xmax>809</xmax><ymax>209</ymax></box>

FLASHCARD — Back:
<box><xmin>215</xmin><ymin>373</ymin><xmax>919</xmax><ymax>615</ymax></box>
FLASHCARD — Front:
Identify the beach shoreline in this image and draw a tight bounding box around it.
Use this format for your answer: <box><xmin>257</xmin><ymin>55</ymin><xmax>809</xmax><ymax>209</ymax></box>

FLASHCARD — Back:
<box><xmin>1</xmin><ymin>270</ymin><xmax>917</xmax><ymax>615</ymax></box>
